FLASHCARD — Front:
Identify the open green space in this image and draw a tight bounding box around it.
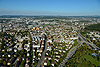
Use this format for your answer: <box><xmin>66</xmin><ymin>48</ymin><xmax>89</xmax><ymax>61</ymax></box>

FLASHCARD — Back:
<box><xmin>65</xmin><ymin>45</ymin><xmax>100</xmax><ymax>67</ymax></box>
<box><xmin>81</xmin><ymin>55</ymin><xmax>100</xmax><ymax>66</ymax></box>
<box><xmin>77</xmin><ymin>62</ymin><xmax>89</xmax><ymax>67</ymax></box>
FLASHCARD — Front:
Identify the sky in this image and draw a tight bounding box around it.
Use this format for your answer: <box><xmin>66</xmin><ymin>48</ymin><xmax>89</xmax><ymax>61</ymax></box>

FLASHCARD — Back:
<box><xmin>0</xmin><ymin>0</ymin><xmax>100</xmax><ymax>16</ymax></box>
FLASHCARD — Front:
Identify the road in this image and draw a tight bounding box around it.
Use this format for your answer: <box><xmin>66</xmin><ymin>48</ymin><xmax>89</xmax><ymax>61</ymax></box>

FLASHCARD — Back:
<box><xmin>36</xmin><ymin>34</ymin><xmax>47</xmax><ymax>67</ymax></box>
<box><xmin>58</xmin><ymin>44</ymin><xmax>81</xmax><ymax>67</ymax></box>
<box><xmin>58</xmin><ymin>30</ymin><xmax>100</xmax><ymax>67</ymax></box>
<box><xmin>78</xmin><ymin>31</ymin><xmax>100</xmax><ymax>50</ymax></box>
<box><xmin>29</xmin><ymin>32</ymin><xmax>33</xmax><ymax>67</ymax></box>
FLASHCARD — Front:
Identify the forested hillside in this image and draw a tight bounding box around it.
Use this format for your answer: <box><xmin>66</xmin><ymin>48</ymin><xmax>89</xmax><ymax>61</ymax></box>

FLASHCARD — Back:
<box><xmin>85</xmin><ymin>23</ymin><xmax>100</xmax><ymax>31</ymax></box>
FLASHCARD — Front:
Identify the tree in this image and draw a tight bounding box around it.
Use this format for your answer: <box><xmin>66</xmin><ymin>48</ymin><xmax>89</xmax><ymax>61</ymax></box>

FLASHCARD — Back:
<box><xmin>0</xmin><ymin>59</ymin><xmax>3</xmax><ymax>64</ymax></box>
<box><xmin>92</xmin><ymin>64</ymin><xmax>96</xmax><ymax>67</ymax></box>
<box><xmin>47</xmin><ymin>60</ymin><xmax>50</xmax><ymax>66</ymax></box>
<box><xmin>10</xmin><ymin>64</ymin><xmax>13</xmax><ymax>67</ymax></box>
<box><xmin>3</xmin><ymin>61</ymin><xmax>6</xmax><ymax>65</ymax></box>
<box><xmin>79</xmin><ymin>37</ymin><xmax>81</xmax><ymax>41</ymax></box>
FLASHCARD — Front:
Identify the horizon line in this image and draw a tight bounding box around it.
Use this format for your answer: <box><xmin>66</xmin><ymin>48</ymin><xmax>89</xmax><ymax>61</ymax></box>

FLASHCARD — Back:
<box><xmin>0</xmin><ymin>15</ymin><xmax>100</xmax><ymax>17</ymax></box>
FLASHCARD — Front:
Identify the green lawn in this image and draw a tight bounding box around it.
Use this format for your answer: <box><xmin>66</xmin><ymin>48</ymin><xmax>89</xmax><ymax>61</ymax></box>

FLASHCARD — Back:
<box><xmin>77</xmin><ymin>62</ymin><xmax>89</xmax><ymax>67</ymax></box>
<box><xmin>81</xmin><ymin>55</ymin><xmax>100</xmax><ymax>66</ymax></box>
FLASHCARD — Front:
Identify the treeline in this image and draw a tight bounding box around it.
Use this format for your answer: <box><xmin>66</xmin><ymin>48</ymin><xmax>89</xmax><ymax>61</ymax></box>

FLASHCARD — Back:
<box><xmin>85</xmin><ymin>23</ymin><xmax>100</xmax><ymax>32</ymax></box>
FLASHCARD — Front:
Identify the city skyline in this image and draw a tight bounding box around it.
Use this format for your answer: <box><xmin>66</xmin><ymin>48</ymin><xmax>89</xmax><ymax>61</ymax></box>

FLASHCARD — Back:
<box><xmin>0</xmin><ymin>0</ymin><xmax>100</xmax><ymax>16</ymax></box>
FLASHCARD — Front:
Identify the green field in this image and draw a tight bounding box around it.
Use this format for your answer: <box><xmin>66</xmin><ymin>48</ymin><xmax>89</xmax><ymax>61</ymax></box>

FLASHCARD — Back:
<box><xmin>65</xmin><ymin>45</ymin><xmax>100</xmax><ymax>67</ymax></box>
<box><xmin>77</xmin><ymin>62</ymin><xmax>89</xmax><ymax>67</ymax></box>
<box><xmin>81</xmin><ymin>55</ymin><xmax>100</xmax><ymax>66</ymax></box>
<box><xmin>77</xmin><ymin>55</ymin><xmax>100</xmax><ymax>67</ymax></box>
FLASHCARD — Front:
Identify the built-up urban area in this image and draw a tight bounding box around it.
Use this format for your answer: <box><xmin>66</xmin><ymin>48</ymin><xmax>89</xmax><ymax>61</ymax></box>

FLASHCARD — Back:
<box><xmin>0</xmin><ymin>16</ymin><xmax>100</xmax><ymax>67</ymax></box>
